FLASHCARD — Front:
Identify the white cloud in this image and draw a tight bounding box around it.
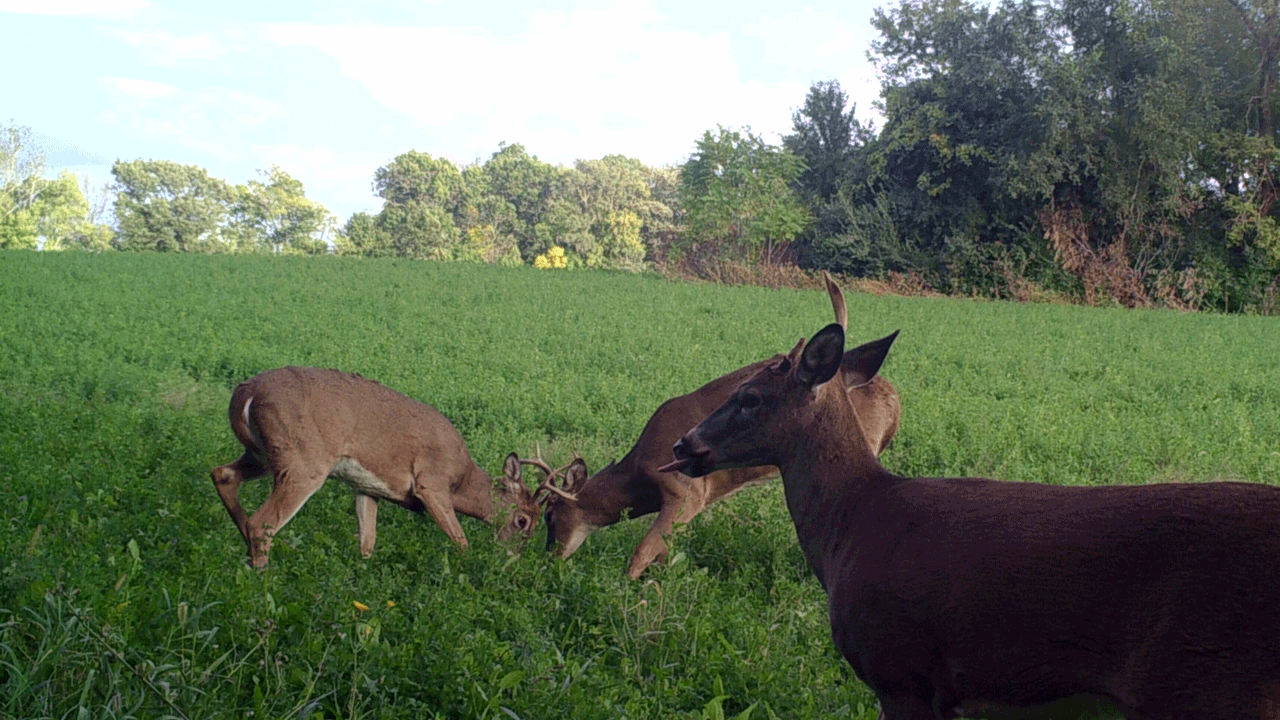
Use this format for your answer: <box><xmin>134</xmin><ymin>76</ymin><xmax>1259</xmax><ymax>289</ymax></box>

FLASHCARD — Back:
<box><xmin>227</xmin><ymin>92</ymin><xmax>287</xmax><ymax>127</ymax></box>
<box><xmin>0</xmin><ymin>0</ymin><xmax>146</xmax><ymax>15</ymax></box>
<box><xmin>263</xmin><ymin>1</ymin><xmax>802</xmax><ymax>168</ymax></box>
<box><xmin>100</xmin><ymin>78</ymin><xmax>286</xmax><ymax>130</ymax></box>
<box><xmin>95</xmin><ymin>80</ymin><xmax>293</xmax><ymax>165</ymax></box>
<box><xmin>252</xmin><ymin>143</ymin><xmax>386</xmax><ymax>183</ymax></box>
<box><xmin>250</xmin><ymin>143</ymin><xmax>388</xmax><ymax>215</ymax></box>
<box><xmin>100</xmin><ymin>76</ymin><xmax>177</xmax><ymax>98</ymax></box>
<box><xmin>110</xmin><ymin>30</ymin><xmax>227</xmax><ymax>66</ymax></box>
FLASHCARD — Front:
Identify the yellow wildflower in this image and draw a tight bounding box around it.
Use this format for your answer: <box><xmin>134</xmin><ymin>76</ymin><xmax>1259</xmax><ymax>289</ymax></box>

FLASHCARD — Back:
<box><xmin>353</xmin><ymin>601</ymin><xmax>369</xmax><ymax>612</ymax></box>
<box><xmin>534</xmin><ymin>255</ymin><xmax>551</xmax><ymax>269</ymax></box>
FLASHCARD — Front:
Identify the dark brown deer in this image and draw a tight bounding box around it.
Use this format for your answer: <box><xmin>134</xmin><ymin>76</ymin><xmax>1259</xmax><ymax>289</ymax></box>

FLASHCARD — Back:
<box><xmin>210</xmin><ymin>366</ymin><xmax>540</xmax><ymax>567</ymax></box>
<box><xmin>536</xmin><ymin>273</ymin><xmax>901</xmax><ymax>580</ymax></box>
<box><xmin>665</xmin><ymin>323</ymin><xmax>1280</xmax><ymax>719</ymax></box>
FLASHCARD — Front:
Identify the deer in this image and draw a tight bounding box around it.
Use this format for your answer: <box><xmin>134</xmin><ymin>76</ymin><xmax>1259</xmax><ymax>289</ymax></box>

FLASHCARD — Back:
<box><xmin>664</xmin><ymin>322</ymin><xmax>1280</xmax><ymax>720</ymax></box>
<box><xmin>533</xmin><ymin>272</ymin><xmax>902</xmax><ymax>580</ymax></box>
<box><xmin>210</xmin><ymin>366</ymin><xmax>541</xmax><ymax>568</ymax></box>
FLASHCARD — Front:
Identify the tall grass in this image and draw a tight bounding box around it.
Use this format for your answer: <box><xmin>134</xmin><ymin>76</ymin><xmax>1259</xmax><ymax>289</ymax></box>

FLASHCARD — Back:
<box><xmin>1</xmin><ymin>251</ymin><xmax>1276</xmax><ymax>719</ymax></box>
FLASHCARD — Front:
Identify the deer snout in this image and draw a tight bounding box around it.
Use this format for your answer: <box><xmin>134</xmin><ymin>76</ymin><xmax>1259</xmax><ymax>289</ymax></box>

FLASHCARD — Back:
<box><xmin>660</xmin><ymin>436</ymin><xmax>710</xmax><ymax>477</ymax></box>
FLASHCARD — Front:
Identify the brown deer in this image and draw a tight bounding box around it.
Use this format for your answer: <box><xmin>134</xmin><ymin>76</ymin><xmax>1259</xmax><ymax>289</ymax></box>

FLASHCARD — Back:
<box><xmin>535</xmin><ymin>273</ymin><xmax>901</xmax><ymax>580</ymax></box>
<box><xmin>210</xmin><ymin>366</ymin><xmax>540</xmax><ymax>567</ymax></box>
<box><xmin>665</xmin><ymin>323</ymin><xmax>1280</xmax><ymax>720</ymax></box>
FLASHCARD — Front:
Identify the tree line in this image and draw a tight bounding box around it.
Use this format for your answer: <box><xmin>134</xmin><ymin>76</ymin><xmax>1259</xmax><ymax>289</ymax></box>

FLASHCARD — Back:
<box><xmin>4</xmin><ymin>0</ymin><xmax>1278</xmax><ymax>312</ymax></box>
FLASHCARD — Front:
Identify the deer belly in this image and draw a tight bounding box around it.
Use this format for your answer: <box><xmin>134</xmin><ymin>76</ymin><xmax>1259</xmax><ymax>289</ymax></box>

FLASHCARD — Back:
<box><xmin>330</xmin><ymin>457</ymin><xmax>405</xmax><ymax>502</ymax></box>
<box><xmin>954</xmin><ymin>693</ymin><xmax>1121</xmax><ymax>719</ymax></box>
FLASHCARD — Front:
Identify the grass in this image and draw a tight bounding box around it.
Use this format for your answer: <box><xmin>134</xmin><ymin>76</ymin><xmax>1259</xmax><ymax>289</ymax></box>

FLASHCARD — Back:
<box><xmin>1</xmin><ymin>251</ymin><xmax>1277</xmax><ymax>719</ymax></box>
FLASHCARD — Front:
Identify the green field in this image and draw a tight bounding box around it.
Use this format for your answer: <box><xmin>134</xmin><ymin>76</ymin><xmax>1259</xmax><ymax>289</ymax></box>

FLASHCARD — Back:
<box><xmin>2</xmin><ymin>251</ymin><xmax>1278</xmax><ymax>720</ymax></box>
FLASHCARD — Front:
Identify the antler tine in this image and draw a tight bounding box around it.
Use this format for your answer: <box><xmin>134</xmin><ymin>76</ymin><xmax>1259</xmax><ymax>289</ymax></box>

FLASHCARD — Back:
<box><xmin>519</xmin><ymin>441</ymin><xmax>559</xmax><ymax>479</ymax></box>
<box><xmin>520</xmin><ymin>442</ymin><xmax>579</xmax><ymax>504</ymax></box>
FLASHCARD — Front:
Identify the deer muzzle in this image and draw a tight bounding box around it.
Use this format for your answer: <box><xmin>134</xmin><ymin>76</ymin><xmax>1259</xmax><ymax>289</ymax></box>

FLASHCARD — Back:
<box><xmin>661</xmin><ymin>437</ymin><xmax>712</xmax><ymax>478</ymax></box>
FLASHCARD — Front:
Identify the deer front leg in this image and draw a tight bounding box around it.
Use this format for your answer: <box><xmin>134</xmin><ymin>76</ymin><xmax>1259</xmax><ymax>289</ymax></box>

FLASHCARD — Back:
<box><xmin>211</xmin><ymin>451</ymin><xmax>267</xmax><ymax>545</ymax></box>
<box><xmin>414</xmin><ymin>487</ymin><xmax>469</xmax><ymax>550</ymax></box>
<box><xmin>627</xmin><ymin>484</ymin><xmax>708</xmax><ymax>580</ymax></box>
<box><xmin>354</xmin><ymin>493</ymin><xmax>378</xmax><ymax>557</ymax></box>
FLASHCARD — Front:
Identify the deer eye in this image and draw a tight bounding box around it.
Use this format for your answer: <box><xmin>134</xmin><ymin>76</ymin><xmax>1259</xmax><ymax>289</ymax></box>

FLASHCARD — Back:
<box><xmin>517</xmin><ymin>515</ymin><xmax>530</xmax><ymax>530</ymax></box>
<box><xmin>741</xmin><ymin>392</ymin><xmax>761</xmax><ymax>410</ymax></box>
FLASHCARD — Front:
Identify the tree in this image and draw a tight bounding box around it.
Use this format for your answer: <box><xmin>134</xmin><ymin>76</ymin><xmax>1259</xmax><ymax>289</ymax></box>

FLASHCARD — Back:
<box><xmin>28</xmin><ymin>172</ymin><xmax>90</xmax><ymax>250</ymax></box>
<box><xmin>1030</xmin><ymin>0</ymin><xmax>1226</xmax><ymax>304</ymax></box>
<box><xmin>337</xmin><ymin>212</ymin><xmax>393</xmax><ymax>257</ymax></box>
<box><xmin>379</xmin><ymin>201</ymin><xmax>459</xmax><ymax>259</ymax></box>
<box><xmin>472</xmin><ymin>143</ymin><xmax>558</xmax><ymax>260</ymax></box>
<box><xmin>679</xmin><ymin>126</ymin><xmax>810</xmax><ymax>263</ymax></box>
<box><xmin>533</xmin><ymin>155</ymin><xmax>670</xmax><ymax>269</ymax></box>
<box><xmin>374</xmin><ymin>151</ymin><xmax>466</xmax><ymax>209</ymax></box>
<box><xmin>1223</xmin><ymin>0</ymin><xmax>1280</xmax><ymax>160</ymax></box>
<box><xmin>1198</xmin><ymin>0</ymin><xmax>1280</xmax><ymax>276</ymax></box>
<box><xmin>70</xmin><ymin>175</ymin><xmax>116</xmax><ymax>251</ymax></box>
<box><xmin>0</xmin><ymin>121</ymin><xmax>48</xmax><ymax>250</ymax></box>
<box><xmin>0</xmin><ymin>124</ymin><xmax>114</xmax><ymax>250</ymax></box>
<box><xmin>112</xmin><ymin>159</ymin><xmax>232</xmax><ymax>252</ymax></box>
<box><xmin>783</xmin><ymin>81</ymin><xmax>883</xmax><ymax>270</ymax></box>
<box><xmin>870</xmin><ymin>0</ymin><xmax>1056</xmax><ymax>238</ymax></box>
<box><xmin>784</xmin><ymin>80</ymin><xmax>873</xmax><ymax>205</ymax></box>
<box><xmin>232</xmin><ymin>165</ymin><xmax>333</xmax><ymax>254</ymax></box>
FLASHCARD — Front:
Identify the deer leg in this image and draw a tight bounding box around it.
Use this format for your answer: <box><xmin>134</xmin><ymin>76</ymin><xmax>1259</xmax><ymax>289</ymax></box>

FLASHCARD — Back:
<box><xmin>627</xmin><ymin>488</ymin><xmax>707</xmax><ymax>580</ymax></box>
<box><xmin>210</xmin><ymin>451</ymin><xmax>267</xmax><ymax>545</ymax></box>
<box><xmin>243</xmin><ymin>463</ymin><xmax>329</xmax><ymax>568</ymax></box>
<box><xmin>414</xmin><ymin>487</ymin><xmax>469</xmax><ymax>550</ymax></box>
<box><xmin>354</xmin><ymin>493</ymin><xmax>378</xmax><ymax>557</ymax></box>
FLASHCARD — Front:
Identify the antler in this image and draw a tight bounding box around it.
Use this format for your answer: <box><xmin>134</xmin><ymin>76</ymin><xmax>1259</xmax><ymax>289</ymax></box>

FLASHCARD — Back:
<box><xmin>822</xmin><ymin>270</ymin><xmax>848</xmax><ymax>331</ymax></box>
<box><xmin>520</xmin><ymin>442</ymin><xmax>579</xmax><ymax>504</ymax></box>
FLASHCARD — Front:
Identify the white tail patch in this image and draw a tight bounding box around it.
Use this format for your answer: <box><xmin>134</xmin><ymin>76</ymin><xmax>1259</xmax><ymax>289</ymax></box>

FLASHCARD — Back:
<box><xmin>242</xmin><ymin>395</ymin><xmax>268</xmax><ymax>464</ymax></box>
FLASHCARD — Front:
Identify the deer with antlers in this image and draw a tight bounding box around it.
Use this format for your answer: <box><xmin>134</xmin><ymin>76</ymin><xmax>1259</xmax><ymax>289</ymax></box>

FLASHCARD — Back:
<box><xmin>530</xmin><ymin>273</ymin><xmax>902</xmax><ymax>580</ymax></box>
<box><xmin>665</xmin><ymin>323</ymin><xmax>1280</xmax><ymax>719</ymax></box>
<box><xmin>210</xmin><ymin>366</ymin><xmax>540</xmax><ymax>567</ymax></box>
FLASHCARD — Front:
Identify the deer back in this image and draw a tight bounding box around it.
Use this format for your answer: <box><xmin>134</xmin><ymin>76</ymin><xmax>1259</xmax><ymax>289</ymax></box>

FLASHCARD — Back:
<box><xmin>236</xmin><ymin>367</ymin><xmax>487</xmax><ymax>501</ymax></box>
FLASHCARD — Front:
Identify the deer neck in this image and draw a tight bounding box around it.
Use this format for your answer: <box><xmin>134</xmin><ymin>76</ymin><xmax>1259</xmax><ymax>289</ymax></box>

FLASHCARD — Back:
<box><xmin>452</xmin><ymin>463</ymin><xmax>496</xmax><ymax>522</ymax></box>
<box><xmin>576</xmin><ymin>465</ymin><xmax>645</xmax><ymax>526</ymax></box>
<box><xmin>777</xmin><ymin>382</ymin><xmax>895</xmax><ymax>588</ymax></box>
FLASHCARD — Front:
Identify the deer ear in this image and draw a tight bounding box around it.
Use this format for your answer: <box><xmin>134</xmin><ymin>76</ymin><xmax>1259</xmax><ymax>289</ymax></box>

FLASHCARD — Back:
<box><xmin>564</xmin><ymin>458</ymin><xmax>589</xmax><ymax>490</ymax></box>
<box><xmin>840</xmin><ymin>330</ymin><xmax>900</xmax><ymax>388</ymax></box>
<box><xmin>796</xmin><ymin>323</ymin><xmax>845</xmax><ymax>387</ymax></box>
<box><xmin>502</xmin><ymin>453</ymin><xmax>523</xmax><ymax>486</ymax></box>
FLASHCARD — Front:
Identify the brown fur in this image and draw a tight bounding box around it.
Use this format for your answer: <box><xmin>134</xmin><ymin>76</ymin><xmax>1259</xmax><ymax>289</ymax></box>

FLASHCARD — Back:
<box><xmin>210</xmin><ymin>366</ymin><xmax>538</xmax><ymax>567</ymax></box>
<box><xmin>543</xmin><ymin>273</ymin><xmax>902</xmax><ymax>580</ymax></box>
<box><xmin>671</xmin><ymin>324</ymin><xmax>1280</xmax><ymax>719</ymax></box>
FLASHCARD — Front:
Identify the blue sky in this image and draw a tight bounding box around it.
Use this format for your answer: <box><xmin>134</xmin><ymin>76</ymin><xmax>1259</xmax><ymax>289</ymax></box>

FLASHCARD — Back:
<box><xmin>4</xmin><ymin>0</ymin><xmax>889</xmax><ymax>224</ymax></box>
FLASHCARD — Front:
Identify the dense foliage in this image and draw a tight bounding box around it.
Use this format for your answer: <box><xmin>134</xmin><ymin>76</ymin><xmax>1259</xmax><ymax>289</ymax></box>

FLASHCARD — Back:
<box><xmin>2</xmin><ymin>252</ymin><xmax>1278</xmax><ymax>718</ymax></box>
<box><xmin>7</xmin><ymin>0</ymin><xmax>1280</xmax><ymax>311</ymax></box>
<box><xmin>797</xmin><ymin>0</ymin><xmax>1280</xmax><ymax>311</ymax></box>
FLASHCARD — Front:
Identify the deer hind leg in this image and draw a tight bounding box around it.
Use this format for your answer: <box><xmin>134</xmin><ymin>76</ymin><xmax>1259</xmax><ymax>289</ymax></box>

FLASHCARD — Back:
<box><xmin>211</xmin><ymin>451</ymin><xmax>268</xmax><ymax>545</ymax></box>
<box><xmin>628</xmin><ymin>489</ymin><xmax>708</xmax><ymax>580</ymax></box>
<box><xmin>243</xmin><ymin>461</ymin><xmax>330</xmax><ymax>568</ymax></box>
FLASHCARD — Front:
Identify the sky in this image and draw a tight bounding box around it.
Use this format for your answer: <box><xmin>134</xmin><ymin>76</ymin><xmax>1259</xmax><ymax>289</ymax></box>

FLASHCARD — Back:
<box><xmin>3</xmin><ymin>0</ymin><xmax>891</xmax><ymax>224</ymax></box>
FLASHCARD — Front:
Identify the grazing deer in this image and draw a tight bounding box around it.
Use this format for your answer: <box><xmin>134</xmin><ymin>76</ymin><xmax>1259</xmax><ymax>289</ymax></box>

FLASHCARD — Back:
<box><xmin>536</xmin><ymin>273</ymin><xmax>901</xmax><ymax>580</ymax></box>
<box><xmin>665</xmin><ymin>323</ymin><xmax>1280</xmax><ymax>720</ymax></box>
<box><xmin>210</xmin><ymin>366</ymin><xmax>540</xmax><ymax>567</ymax></box>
